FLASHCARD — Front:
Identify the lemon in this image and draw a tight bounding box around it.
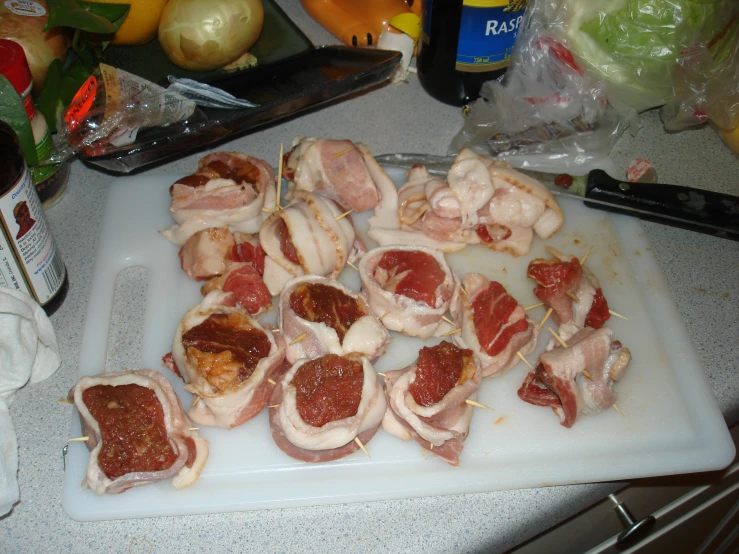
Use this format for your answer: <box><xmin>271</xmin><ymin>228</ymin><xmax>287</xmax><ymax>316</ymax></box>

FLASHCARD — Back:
<box><xmin>716</xmin><ymin>124</ymin><xmax>739</xmax><ymax>157</ymax></box>
<box><xmin>93</xmin><ymin>0</ymin><xmax>169</xmax><ymax>46</ymax></box>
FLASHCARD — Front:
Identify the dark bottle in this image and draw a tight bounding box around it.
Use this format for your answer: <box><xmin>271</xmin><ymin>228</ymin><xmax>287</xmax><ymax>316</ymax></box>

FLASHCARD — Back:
<box><xmin>418</xmin><ymin>0</ymin><xmax>528</xmax><ymax>106</ymax></box>
<box><xmin>0</xmin><ymin>120</ymin><xmax>68</xmax><ymax>315</ymax></box>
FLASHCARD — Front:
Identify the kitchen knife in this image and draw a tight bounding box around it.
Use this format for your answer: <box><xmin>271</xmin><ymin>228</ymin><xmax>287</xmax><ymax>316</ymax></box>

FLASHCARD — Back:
<box><xmin>374</xmin><ymin>153</ymin><xmax>739</xmax><ymax>241</ymax></box>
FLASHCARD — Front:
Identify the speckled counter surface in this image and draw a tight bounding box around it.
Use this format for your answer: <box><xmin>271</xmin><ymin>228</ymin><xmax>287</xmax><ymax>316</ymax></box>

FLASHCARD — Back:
<box><xmin>3</xmin><ymin>1</ymin><xmax>738</xmax><ymax>552</ymax></box>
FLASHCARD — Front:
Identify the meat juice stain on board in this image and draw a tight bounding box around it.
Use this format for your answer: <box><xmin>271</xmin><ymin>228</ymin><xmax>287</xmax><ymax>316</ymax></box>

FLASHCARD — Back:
<box><xmin>0</xmin><ymin>121</ymin><xmax>68</xmax><ymax>315</ymax></box>
<box><xmin>417</xmin><ymin>0</ymin><xmax>528</xmax><ymax>107</ymax></box>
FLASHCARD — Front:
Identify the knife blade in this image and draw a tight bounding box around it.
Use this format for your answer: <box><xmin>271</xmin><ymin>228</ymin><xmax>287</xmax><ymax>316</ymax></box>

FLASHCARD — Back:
<box><xmin>374</xmin><ymin>153</ymin><xmax>739</xmax><ymax>241</ymax></box>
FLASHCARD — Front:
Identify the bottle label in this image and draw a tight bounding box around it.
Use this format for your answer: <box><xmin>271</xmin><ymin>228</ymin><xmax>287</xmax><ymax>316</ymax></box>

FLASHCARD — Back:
<box><xmin>0</xmin><ymin>167</ymin><xmax>66</xmax><ymax>305</ymax></box>
<box><xmin>456</xmin><ymin>0</ymin><xmax>528</xmax><ymax>73</ymax></box>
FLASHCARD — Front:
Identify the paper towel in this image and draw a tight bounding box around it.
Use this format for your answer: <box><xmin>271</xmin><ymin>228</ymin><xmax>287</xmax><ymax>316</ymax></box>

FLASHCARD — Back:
<box><xmin>0</xmin><ymin>288</ymin><xmax>61</xmax><ymax>516</ymax></box>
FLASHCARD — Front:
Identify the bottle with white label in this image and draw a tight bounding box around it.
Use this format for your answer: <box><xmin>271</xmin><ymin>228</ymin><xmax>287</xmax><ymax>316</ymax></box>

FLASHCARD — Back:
<box><xmin>417</xmin><ymin>0</ymin><xmax>528</xmax><ymax>106</ymax></box>
<box><xmin>0</xmin><ymin>120</ymin><xmax>68</xmax><ymax>314</ymax></box>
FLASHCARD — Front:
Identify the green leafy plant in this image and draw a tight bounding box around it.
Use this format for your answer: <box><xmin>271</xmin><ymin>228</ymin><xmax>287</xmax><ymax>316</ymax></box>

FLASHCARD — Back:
<box><xmin>0</xmin><ymin>74</ymin><xmax>38</xmax><ymax>165</ymax></box>
<box><xmin>35</xmin><ymin>0</ymin><xmax>129</xmax><ymax>131</ymax></box>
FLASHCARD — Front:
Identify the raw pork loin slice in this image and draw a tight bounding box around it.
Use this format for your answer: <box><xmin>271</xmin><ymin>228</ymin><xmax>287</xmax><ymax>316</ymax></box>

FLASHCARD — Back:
<box><xmin>358</xmin><ymin>245</ymin><xmax>457</xmax><ymax>339</ymax></box>
<box><xmin>527</xmin><ymin>254</ymin><xmax>610</xmax><ymax>329</ymax></box>
<box><xmin>382</xmin><ymin>342</ymin><xmax>482</xmax><ymax>466</ymax></box>
<box><xmin>70</xmin><ymin>369</ymin><xmax>209</xmax><ymax>494</ymax></box>
<box><xmin>283</xmin><ymin>137</ymin><xmax>397</xmax><ymax>213</ymax></box>
<box><xmin>167</xmin><ymin>290</ymin><xmax>285</xmax><ymax>429</ymax></box>
<box><xmin>161</xmin><ymin>152</ymin><xmax>277</xmax><ymax>245</ymax></box>
<box><xmin>451</xmin><ymin>273</ymin><xmax>537</xmax><ymax>378</ymax></box>
<box><xmin>269</xmin><ymin>353</ymin><xmax>386</xmax><ymax>462</ymax></box>
<box><xmin>517</xmin><ymin>325</ymin><xmax>631</xmax><ymax>427</ymax></box>
<box><xmin>279</xmin><ymin>276</ymin><xmax>389</xmax><ymax>364</ymax></box>
<box><xmin>259</xmin><ymin>191</ymin><xmax>365</xmax><ymax>296</ymax></box>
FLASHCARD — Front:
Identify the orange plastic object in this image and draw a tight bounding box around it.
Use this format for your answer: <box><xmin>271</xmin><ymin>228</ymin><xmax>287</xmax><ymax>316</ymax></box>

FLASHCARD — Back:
<box><xmin>300</xmin><ymin>0</ymin><xmax>416</xmax><ymax>47</ymax></box>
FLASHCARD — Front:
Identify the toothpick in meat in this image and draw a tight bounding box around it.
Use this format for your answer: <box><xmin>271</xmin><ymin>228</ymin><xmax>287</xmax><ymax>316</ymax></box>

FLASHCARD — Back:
<box><xmin>545</xmin><ymin>245</ymin><xmax>565</xmax><ymax>260</ymax></box>
<box><xmin>466</xmin><ymin>399</ymin><xmax>493</xmax><ymax>410</ymax></box>
<box><xmin>276</xmin><ymin>143</ymin><xmax>283</xmax><ymax>210</ymax></box>
<box><xmin>289</xmin><ymin>333</ymin><xmax>307</xmax><ymax>345</ymax></box>
<box><xmin>547</xmin><ymin>327</ymin><xmax>569</xmax><ymax>349</ymax></box>
<box><xmin>267</xmin><ymin>378</ymin><xmax>276</xmax><ymax>385</ymax></box>
<box><xmin>68</xmin><ymin>436</ymin><xmax>89</xmax><ymax>442</ymax></box>
<box><xmin>439</xmin><ymin>328</ymin><xmax>462</xmax><ymax>337</ymax></box>
<box><xmin>579</xmin><ymin>246</ymin><xmax>592</xmax><ymax>265</ymax></box>
<box><xmin>346</xmin><ymin>260</ymin><xmax>359</xmax><ymax>271</ymax></box>
<box><xmin>354</xmin><ymin>436</ymin><xmax>371</xmax><ymax>458</ymax></box>
<box><xmin>517</xmin><ymin>351</ymin><xmax>534</xmax><ymax>370</ymax></box>
<box><xmin>524</xmin><ymin>303</ymin><xmax>543</xmax><ymax>311</ymax></box>
<box><xmin>335</xmin><ymin>209</ymin><xmax>353</xmax><ymax>221</ymax></box>
<box><xmin>609</xmin><ymin>309</ymin><xmax>628</xmax><ymax>321</ymax></box>
<box><xmin>566</xmin><ymin>291</ymin><xmax>580</xmax><ymax>302</ymax></box>
<box><xmin>538</xmin><ymin>308</ymin><xmax>553</xmax><ymax>330</ymax></box>
<box><xmin>441</xmin><ymin>315</ymin><xmax>456</xmax><ymax>327</ymax></box>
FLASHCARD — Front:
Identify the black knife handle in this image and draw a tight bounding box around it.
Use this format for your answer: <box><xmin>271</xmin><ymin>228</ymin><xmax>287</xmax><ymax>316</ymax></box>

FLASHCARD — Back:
<box><xmin>584</xmin><ymin>170</ymin><xmax>739</xmax><ymax>241</ymax></box>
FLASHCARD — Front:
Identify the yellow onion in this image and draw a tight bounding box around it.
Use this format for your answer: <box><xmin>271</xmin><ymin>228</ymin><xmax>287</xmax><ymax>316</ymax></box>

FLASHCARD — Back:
<box><xmin>0</xmin><ymin>0</ymin><xmax>70</xmax><ymax>93</ymax></box>
<box><xmin>158</xmin><ymin>0</ymin><xmax>263</xmax><ymax>72</ymax></box>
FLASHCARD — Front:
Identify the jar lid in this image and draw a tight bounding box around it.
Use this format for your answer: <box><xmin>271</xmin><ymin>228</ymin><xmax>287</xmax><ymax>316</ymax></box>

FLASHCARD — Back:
<box><xmin>0</xmin><ymin>39</ymin><xmax>33</xmax><ymax>95</ymax></box>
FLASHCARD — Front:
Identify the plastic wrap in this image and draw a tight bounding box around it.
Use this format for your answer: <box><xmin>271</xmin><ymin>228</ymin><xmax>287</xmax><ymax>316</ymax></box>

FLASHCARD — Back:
<box><xmin>660</xmin><ymin>16</ymin><xmax>739</xmax><ymax>132</ymax></box>
<box><xmin>450</xmin><ymin>0</ymin><xmax>737</xmax><ymax>168</ymax></box>
<box><xmin>44</xmin><ymin>63</ymin><xmax>196</xmax><ymax>164</ymax></box>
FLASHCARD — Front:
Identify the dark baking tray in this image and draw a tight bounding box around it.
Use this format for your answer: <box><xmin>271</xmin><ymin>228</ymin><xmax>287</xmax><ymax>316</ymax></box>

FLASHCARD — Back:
<box><xmin>82</xmin><ymin>1</ymin><xmax>401</xmax><ymax>174</ymax></box>
<box><xmin>102</xmin><ymin>0</ymin><xmax>314</xmax><ymax>86</ymax></box>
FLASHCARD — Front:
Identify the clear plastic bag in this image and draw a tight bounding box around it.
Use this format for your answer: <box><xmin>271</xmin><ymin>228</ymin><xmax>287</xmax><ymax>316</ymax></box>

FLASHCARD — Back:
<box><xmin>450</xmin><ymin>0</ymin><xmax>737</xmax><ymax>168</ymax></box>
<box><xmin>660</xmin><ymin>16</ymin><xmax>739</xmax><ymax>132</ymax></box>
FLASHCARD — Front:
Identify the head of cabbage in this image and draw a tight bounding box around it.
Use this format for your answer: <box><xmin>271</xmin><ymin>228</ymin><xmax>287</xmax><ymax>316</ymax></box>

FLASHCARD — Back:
<box><xmin>158</xmin><ymin>0</ymin><xmax>264</xmax><ymax>72</ymax></box>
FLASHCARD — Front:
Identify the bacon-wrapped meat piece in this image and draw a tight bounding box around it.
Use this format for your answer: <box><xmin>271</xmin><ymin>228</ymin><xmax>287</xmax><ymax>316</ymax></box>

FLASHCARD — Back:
<box><xmin>382</xmin><ymin>342</ymin><xmax>482</xmax><ymax>466</ymax></box>
<box><xmin>179</xmin><ymin>228</ymin><xmax>265</xmax><ymax>282</ymax></box>
<box><xmin>451</xmin><ymin>274</ymin><xmax>537</xmax><ymax>378</ymax></box>
<box><xmin>269</xmin><ymin>353</ymin><xmax>386</xmax><ymax>462</ymax></box>
<box><xmin>70</xmin><ymin>369</ymin><xmax>209</xmax><ymax>494</ymax></box>
<box><xmin>259</xmin><ymin>192</ymin><xmax>364</xmax><ymax>296</ymax></box>
<box><xmin>517</xmin><ymin>325</ymin><xmax>631</xmax><ymax>427</ymax></box>
<box><xmin>368</xmin><ymin>149</ymin><xmax>563</xmax><ymax>256</ymax></box>
<box><xmin>279</xmin><ymin>276</ymin><xmax>389</xmax><ymax>364</ymax></box>
<box><xmin>283</xmin><ymin>137</ymin><xmax>397</xmax><ymax>213</ymax></box>
<box><xmin>166</xmin><ymin>290</ymin><xmax>285</xmax><ymax>429</ymax></box>
<box><xmin>161</xmin><ymin>152</ymin><xmax>276</xmax><ymax>245</ymax></box>
<box><xmin>527</xmin><ymin>254</ymin><xmax>610</xmax><ymax>329</ymax></box>
<box><xmin>358</xmin><ymin>245</ymin><xmax>457</xmax><ymax>339</ymax></box>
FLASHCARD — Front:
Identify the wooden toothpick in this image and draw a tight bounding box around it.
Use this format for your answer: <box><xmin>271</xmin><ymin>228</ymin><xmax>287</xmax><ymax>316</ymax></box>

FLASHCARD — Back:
<box><xmin>267</xmin><ymin>378</ymin><xmax>276</xmax><ymax>385</ymax></box>
<box><xmin>189</xmin><ymin>428</ymin><xmax>199</xmax><ymax>431</ymax></box>
<box><xmin>289</xmin><ymin>333</ymin><xmax>307</xmax><ymax>345</ymax></box>
<box><xmin>192</xmin><ymin>395</ymin><xmax>201</xmax><ymax>407</ymax></box>
<box><xmin>613</xmin><ymin>403</ymin><xmax>625</xmax><ymax>417</ymax></box>
<box><xmin>346</xmin><ymin>260</ymin><xmax>359</xmax><ymax>271</ymax></box>
<box><xmin>429</xmin><ymin>443</ymin><xmax>434</xmax><ymax>451</ymax></box>
<box><xmin>524</xmin><ymin>303</ymin><xmax>543</xmax><ymax>311</ymax></box>
<box><xmin>460</xmin><ymin>286</ymin><xmax>468</xmax><ymax>297</ymax></box>
<box><xmin>439</xmin><ymin>328</ymin><xmax>462</xmax><ymax>337</ymax></box>
<box><xmin>566</xmin><ymin>291</ymin><xmax>580</xmax><ymax>302</ymax></box>
<box><xmin>465</xmin><ymin>399</ymin><xmax>493</xmax><ymax>410</ymax></box>
<box><xmin>609</xmin><ymin>309</ymin><xmax>628</xmax><ymax>321</ymax></box>
<box><xmin>354</xmin><ymin>436</ymin><xmax>370</xmax><ymax>458</ymax></box>
<box><xmin>545</xmin><ymin>245</ymin><xmax>565</xmax><ymax>260</ymax></box>
<box><xmin>68</xmin><ymin>436</ymin><xmax>89</xmax><ymax>442</ymax></box>
<box><xmin>538</xmin><ymin>308</ymin><xmax>553</xmax><ymax>330</ymax></box>
<box><xmin>269</xmin><ymin>404</ymin><xmax>280</xmax><ymax>409</ymax></box>
<box><xmin>58</xmin><ymin>397</ymin><xmax>73</xmax><ymax>404</ymax></box>
<box><xmin>276</xmin><ymin>143</ymin><xmax>283</xmax><ymax>210</ymax></box>
<box><xmin>335</xmin><ymin>209</ymin><xmax>353</xmax><ymax>221</ymax></box>
<box><xmin>580</xmin><ymin>247</ymin><xmax>592</xmax><ymax>265</ymax></box>
<box><xmin>377</xmin><ymin>372</ymin><xmax>386</xmax><ymax>377</ymax></box>
<box><xmin>548</xmin><ymin>327</ymin><xmax>568</xmax><ymax>349</ymax></box>
<box><xmin>333</xmin><ymin>147</ymin><xmax>354</xmax><ymax>157</ymax></box>
<box><xmin>262</xmin><ymin>207</ymin><xmax>273</xmax><ymax>213</ymax></box>
<box><xmin>517</xmin><ymin>351</ymin><xmax>534</xmax><ymax>370</ymax></box>
<box><xmin>441</xmin><ymin>315</ymin><xmax>456</xmax><ymax>327</ymax></box>
<box><xmin>582</xmin><ymin>370</ymin><xmax>593</xmax><ymax>380</ymax></box>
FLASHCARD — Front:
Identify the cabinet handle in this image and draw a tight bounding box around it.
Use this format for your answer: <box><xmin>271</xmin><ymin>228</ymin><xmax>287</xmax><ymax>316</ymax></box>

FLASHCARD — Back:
<box><xmin>609</xmin><ymin>494</ymin><xmax>657</xmax><ymax>546</ymax></box>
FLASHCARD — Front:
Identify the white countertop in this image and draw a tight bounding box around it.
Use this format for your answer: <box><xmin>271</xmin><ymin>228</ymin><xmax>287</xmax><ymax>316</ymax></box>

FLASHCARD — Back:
<box><xmin>3</xmin><ymin>1</ymin><xmax>738</xmax><ymax>552</ymax></box>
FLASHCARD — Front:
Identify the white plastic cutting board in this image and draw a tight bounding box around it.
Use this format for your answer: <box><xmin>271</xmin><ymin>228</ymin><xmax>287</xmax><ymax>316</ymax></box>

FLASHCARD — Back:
<box><xmin>63</xmin><ymin>168</ymin><xmax>735</xmax><ymax>521</ymax></box>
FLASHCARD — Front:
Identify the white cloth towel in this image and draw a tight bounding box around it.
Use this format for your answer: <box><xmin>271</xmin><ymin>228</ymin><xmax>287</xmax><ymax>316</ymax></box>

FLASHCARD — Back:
<box><xmin>0</xmin><ymin>288</ymin><xmax>61</xmax><ymax>516</ymax></box>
